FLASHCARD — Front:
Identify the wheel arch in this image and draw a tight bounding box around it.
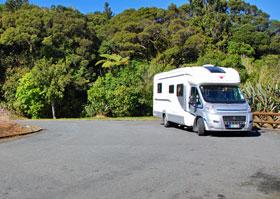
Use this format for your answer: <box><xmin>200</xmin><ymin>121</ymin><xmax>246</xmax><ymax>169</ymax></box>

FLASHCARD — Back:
<box><xmin>193</xmin><ymin>116</ymin><xmax>207</xmax><ymax>131</ymax></box>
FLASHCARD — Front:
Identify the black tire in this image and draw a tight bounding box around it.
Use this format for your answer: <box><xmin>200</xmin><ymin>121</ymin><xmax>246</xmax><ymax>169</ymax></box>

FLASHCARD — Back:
<box><xmin>239</xmin><ymin>131</ymin><xmax>249</xmax><ymax>136</ymax></box>
<box><xmin>185</xmin><ymin>126</ymin><xmax>193</xmax><ymax>132</ymax></box>
<box><xmin>197</xmin><ymin>118</ymin><xmax>206</xmax><ymax>136</ymax></box>
<box><xmin>163</xmin><ymin>114</ymin><xmax>170</xmax><ymax>128</ymax></box>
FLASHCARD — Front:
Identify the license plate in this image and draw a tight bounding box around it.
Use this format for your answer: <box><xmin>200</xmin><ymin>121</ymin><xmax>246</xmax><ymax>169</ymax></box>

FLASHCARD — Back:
<box><xmin>230</xmin><ymin>124</ymin><xmax>240</xmax><ymax>128</ymax></box>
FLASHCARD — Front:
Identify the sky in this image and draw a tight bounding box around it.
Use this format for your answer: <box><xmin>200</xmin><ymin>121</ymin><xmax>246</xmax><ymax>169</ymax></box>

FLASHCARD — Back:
<box><xmin>0</xmin><ymin>0</ymin><xmax>279</xmax><ymax>20</ymax></box>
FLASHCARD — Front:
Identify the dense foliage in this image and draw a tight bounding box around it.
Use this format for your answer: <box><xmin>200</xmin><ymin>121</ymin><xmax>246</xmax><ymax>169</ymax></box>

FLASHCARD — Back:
<box><xmin>0</xmin><ymin>0</ymin><xmax>279</xmax><ymax>118</ymax></box>
<box><xmin>86</xmin><ymin>61</ymin><xmax>152</xmax><ymax>117</ymax></box>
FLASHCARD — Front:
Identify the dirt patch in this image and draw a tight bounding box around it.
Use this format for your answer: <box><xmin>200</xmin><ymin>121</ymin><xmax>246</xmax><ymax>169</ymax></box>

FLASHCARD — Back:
<box><xmin>0</xmin><ymin>109</ymin><xmax>41</xmax><ymax>139</ymax></box>
<box><xmin>0</xmin><ymin>120</ymin><xmax>42</xmax><ymax>139</ymax></box>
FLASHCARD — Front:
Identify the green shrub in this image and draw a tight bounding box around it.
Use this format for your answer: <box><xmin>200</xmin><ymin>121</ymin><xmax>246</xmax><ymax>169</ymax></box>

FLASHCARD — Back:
<box><xmin>85</xmin><ymin>61</ymin><xmax>152</xmax><ymax>117</ymax></box>
<box><xmin>15</xmin><ymin>72</ymin><xmax>45</xmax><ymax>118</ymax></box>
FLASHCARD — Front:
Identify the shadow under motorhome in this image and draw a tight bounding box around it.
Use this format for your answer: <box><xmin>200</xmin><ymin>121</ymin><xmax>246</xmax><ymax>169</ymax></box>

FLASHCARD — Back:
<box><xmin>153</xmin><ymin>64</ymin><xmax>253</xmax><ymax>136</ymax></box>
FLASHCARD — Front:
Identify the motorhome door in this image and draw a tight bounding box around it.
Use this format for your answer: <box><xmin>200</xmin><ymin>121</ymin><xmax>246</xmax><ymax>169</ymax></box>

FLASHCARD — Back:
<box><xmin>189</xmin><ymin>87</ymin><xmax>202</xmax><ymax>115</ymax></box>
<box><xmin>177</xmin><ymin>84</ymin><xmax>186</xmax><ymax>111</ymax></box>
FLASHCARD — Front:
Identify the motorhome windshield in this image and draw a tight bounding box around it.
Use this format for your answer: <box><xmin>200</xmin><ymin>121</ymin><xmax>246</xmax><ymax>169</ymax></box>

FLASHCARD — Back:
<box><xmin>200</xmin><ymin>85</ymin><xmax>246</xmax><ymax>104</ymax></box>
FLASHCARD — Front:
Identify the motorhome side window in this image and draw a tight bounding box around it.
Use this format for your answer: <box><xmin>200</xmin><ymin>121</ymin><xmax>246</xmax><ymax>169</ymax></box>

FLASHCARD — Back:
<box><xmin>169</xmin><ymin>85</ymin><xmax>174</xmax><ymax>94</ymax></box>
<box><xmin>157</xmin><ymin>83</ymin><xmax>162</xmax><ymax>93</ymax></box>
<box><xmin>177</xmin><ymin>84</ymin><xmax>183</xmax><ymax>96</ymax></box>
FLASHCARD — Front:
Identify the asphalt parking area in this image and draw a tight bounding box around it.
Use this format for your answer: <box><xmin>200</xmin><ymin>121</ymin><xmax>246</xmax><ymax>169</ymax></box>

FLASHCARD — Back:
<box><xmin>0</xmin><ymin>120</ymin><xmax>279</xmax><ymax>199</ymax></box>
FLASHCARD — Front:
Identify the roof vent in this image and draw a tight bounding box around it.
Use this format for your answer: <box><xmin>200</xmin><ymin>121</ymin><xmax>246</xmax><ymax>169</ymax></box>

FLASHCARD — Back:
<box><xmin>204</xmin><ymin>66</ymin><xmax>225</xmax><ymax>73</ymax></box>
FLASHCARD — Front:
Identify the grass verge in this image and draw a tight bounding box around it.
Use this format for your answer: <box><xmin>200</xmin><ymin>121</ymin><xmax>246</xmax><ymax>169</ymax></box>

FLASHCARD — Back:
<box><xmin>25</xmin><ymin>116</ymin><xmax>159</xmax><ymax>121</ymax></box>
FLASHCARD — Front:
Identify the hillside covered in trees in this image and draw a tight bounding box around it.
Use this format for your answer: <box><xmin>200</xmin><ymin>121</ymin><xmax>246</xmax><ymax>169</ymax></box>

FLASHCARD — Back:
<box><xmin>0</xmin><ymin>0</ymin><xmax>279</xmax><ymax>118</ymax></box>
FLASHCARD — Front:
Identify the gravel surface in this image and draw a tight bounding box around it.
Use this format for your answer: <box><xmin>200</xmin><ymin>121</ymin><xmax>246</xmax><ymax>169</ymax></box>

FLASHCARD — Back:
<box><xmin>0</xmin><ymin>120</ymin><xmax>280</xmax><ymax>199</ymax></box>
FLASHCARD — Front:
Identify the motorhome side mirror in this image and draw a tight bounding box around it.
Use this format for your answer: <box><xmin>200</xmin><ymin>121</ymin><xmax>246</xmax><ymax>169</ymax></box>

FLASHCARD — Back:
<box><xmin>248</xmin><ymin>97</ymin><xmax>253</xmax><ymax>105</ymax></box>
<box><xmin>189</xmin><ymin>96</ymin><xmax>196</xmax><ymax>105</ymax></box>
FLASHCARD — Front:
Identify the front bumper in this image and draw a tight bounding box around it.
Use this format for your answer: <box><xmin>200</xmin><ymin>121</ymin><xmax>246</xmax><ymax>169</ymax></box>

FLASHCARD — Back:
<box><xmin>204</xmin><ymin>112</ymin><xmax>253</xmax><ymax>131</ymax></box>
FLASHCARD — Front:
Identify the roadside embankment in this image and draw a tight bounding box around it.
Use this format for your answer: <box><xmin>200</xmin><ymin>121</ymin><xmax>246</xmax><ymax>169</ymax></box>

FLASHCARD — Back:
<box><xmin>0</xmin><ymin>108</ymin><xmax>42</xmax><ymax>139</ymax></box>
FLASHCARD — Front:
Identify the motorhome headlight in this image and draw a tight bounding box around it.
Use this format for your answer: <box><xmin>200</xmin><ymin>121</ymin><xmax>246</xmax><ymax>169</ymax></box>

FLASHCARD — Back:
<box><xmin>247</xmin><ymin>105</ymin><xmax>251</xmax><ymax>112</ymax></box>
<box><xmin>205</xmin><ymin>104</ymin><xmax>216</xmax><ymax>113</ymax></box>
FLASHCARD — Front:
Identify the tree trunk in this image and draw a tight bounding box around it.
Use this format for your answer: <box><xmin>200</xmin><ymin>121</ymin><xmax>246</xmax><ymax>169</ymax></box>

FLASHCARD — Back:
<box><xmin>51</xmin><ymin>100</ymin><xmax>56</xmax><ymax>119</ymax></box>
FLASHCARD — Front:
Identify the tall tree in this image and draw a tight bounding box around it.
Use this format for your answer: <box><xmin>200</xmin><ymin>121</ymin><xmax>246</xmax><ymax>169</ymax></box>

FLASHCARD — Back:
<box><xmin>103</xmin><ymin>2</ymin><xmax>113</xmax><ymax>20</ymax></box>
<box><xmin>15</xmin><ymin>59</ymin><xmax>72</xmax><ymax>119</ymax></box>
<box><xmin>5</xmin><ymin>0</ymin><xmax>28</xmax><ymax>11</ymax></box>
<box><xmin>189</xmin><ymin>0</ymin><xmax>204</xmax><ymax>16</ymax></box>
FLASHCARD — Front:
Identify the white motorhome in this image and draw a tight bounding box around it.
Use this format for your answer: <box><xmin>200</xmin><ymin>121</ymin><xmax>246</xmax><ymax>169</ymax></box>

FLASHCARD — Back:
<box><xmin>153</xmin><ymin>64</ymin><xmax>253</xmax><ymax>136</ymax></box>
